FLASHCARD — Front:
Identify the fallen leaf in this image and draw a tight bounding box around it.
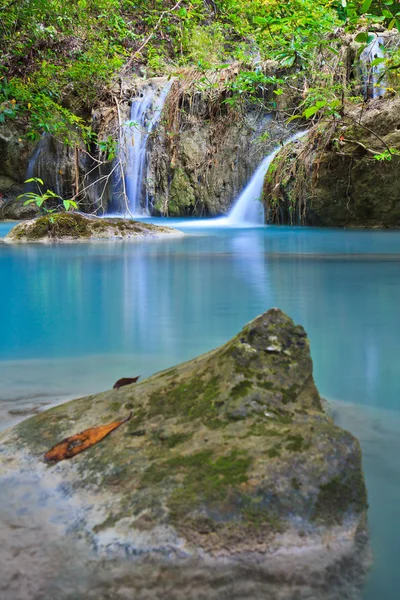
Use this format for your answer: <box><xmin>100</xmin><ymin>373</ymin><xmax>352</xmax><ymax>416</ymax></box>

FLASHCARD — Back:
<box><xmin>113</xmin><ymin>376</ymin><xmax>140</xmax><ymax>389</ymax></box>
<box><xmin>44</xmin><ymin>413</ymin><xmax>132</xmax><ymax>463</ymax></box>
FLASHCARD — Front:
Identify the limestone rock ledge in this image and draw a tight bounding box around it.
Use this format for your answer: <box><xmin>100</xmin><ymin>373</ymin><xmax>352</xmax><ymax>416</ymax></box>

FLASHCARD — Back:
<box><xmin>3</xmin><ymin>213</ymin><xmax>183</xmax><ymax>243</ymax></box>
<box><xmin>0</xmin><ymin>309</ymin><xmax>368</xmax><ymax>583</ymax></box>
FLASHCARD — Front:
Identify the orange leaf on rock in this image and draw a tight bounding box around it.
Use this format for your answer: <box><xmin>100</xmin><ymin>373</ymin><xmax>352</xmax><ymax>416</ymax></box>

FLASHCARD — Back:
<box><xmin>44</xmin><ymin>413</ymin><xmax>132</xmax><ymax>463</ymax></box>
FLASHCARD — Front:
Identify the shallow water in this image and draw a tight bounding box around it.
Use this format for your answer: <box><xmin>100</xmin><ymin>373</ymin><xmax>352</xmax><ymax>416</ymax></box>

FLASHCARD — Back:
<box><xmin>0</xmin><ymin>220</ymin><xmax>400</xmax><ymax>598</ymax></box>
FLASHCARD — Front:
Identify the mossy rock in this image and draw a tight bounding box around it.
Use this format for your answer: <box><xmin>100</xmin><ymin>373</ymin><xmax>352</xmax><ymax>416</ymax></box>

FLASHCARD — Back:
<box><xmin>0</xmin><ymin>309</ymin><xmax>368</xmax><ymax>569</ymax></box>
<box><xmin>3</xmin><ymin>213</ymin><xmax>184</xmax><ymax>243</ymax></box>
<box><xmin>263</xmin><ymin>96</ymin><xmax>400</xmax><ymax>228</ymax></box>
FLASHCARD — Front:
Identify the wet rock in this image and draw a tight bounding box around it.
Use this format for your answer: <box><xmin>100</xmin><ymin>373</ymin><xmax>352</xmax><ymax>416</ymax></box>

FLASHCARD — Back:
<box><xmin>0</xmin><ymin>309</ymin><xmax>368</xmax><ymax>579</ymax></box>
<box><xmin>4</xmin><ymin>213</ymin><xmax>184</xmax><ymax>243</ymax></box>
<box><xmin>147</xmin><ymin>104</ymin><xmax>289</xmax><ymax>217</ymax></box>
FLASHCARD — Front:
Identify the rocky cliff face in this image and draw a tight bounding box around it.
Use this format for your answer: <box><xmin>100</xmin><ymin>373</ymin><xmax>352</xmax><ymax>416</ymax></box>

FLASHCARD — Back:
<box><xmin>0</xmin><ymin>309</ymin><xmax>368</xmax><ymax>585</ymax></box>
<box><xmin>263</xmin><ymin>96</ymin><xmax>400</xmax><ymax>228</ymax></box>
<box><xmin>0</xmin><ymin>123</ymin><xmax>112</xmax><ymax>219</ymax></box>
<box><xmin>0</xmin><ymin>70</ymin><xmax>291</xmax><ymax>220</ymax></box>
<box><xmin>145</xmin><ymin>75</ymin><xmax>289</xmax><ymax>216</ymax></box>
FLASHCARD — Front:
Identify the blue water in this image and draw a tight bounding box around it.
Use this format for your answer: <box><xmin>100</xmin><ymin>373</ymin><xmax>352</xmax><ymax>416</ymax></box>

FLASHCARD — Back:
<box><xmin>1</xmin><ymin>220</ymin><xmax>400</xmax><ymax>598</ymax></box>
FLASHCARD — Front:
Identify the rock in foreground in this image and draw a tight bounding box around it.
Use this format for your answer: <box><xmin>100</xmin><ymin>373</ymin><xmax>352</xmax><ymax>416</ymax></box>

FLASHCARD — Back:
<box><xmin>4</xmin><ymin>212</ymin><xmax>183</xmax><ymax>243</ymax></box>
<box><xmin>0</xmin><ymin>309</ymin><xmax>368</xmax><ymax>579</ymax></box>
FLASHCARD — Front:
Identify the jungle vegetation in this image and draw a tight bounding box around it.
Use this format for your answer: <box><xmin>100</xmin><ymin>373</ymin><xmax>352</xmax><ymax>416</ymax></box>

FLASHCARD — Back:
<box><xmin>0</xmin><ymin>0</ymin><xmax>399</xmax><ymax>147</ymax></box>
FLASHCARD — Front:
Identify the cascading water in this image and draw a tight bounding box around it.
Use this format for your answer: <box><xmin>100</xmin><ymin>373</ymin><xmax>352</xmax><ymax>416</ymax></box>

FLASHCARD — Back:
<box><xmin>226</xmin><ymin>130</ymin><xmax>308</xmax><ymax>225</ymax></box>
<box><xmin>119</xmin><ymin>80</ymin><xmax>173</xmax><ymax>216</ymax></box>
<box><xmin>177</xmin><ymin>130</ymin><xmax>307</xmax><ymax>228</ymax></box>
<box><xmin>360</xmin><ymin>33</ymin><xmax>386</xmax><ymax>100</ymax></box>
<box><xmin>24</xmin><ymin>134</ymin><xmax>47</xmax><ymax>193</ymax></box>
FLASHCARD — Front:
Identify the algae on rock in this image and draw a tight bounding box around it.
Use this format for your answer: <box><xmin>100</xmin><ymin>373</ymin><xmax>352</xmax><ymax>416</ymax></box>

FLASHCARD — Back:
<box><xmin>4</xmin><ymin>213</ymin><xmax>183</xmax><ymax>243</ymax></box>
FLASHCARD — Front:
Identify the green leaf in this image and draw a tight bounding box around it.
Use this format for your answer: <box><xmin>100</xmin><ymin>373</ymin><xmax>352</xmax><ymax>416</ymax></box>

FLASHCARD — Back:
<box><xmin>304</xmin><ymin>105</ymin><xmax>320</xmax><ymax>119</ymax></box>
<box><xmin>382</xmin><ymin>9</ymin><xmax>393</xmax><ymax>18</ymax></box>
<box><xmin>361</xmin><ymin>0</ymin><xmax>373</xmax><ymax>12</ymax></box>
<box><xmin>355</xmin><ymin>32</ymin><xmax>369</xmax><ymax>43</ymax></box>
<box><xmin>370</xmin><ymin>57</ymin><xmax>386</xmax><ymax>66</ymax></box>
<box><xmin>24</xmin><ymin>177</ymin><xmax>44</xmax><ymax>185</ymax></box>
<box><xmin>45</xmin><ymin>190</ymin><xmax>61</xmax><ymax>198</ymax></box>
<box><xmin>326</xmin><ymin>46</ymin><xmax>339</xmax><ymax>56</ymax></box>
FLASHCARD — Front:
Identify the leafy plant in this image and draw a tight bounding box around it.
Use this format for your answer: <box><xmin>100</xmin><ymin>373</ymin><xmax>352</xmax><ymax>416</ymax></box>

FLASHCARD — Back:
<box><xmin>373</xmin><ymin>147</ymin><xmax>400</xmax><ymax>160</ymax></box>
<box><xmin>17</xmin><ymin>178</ymin><xmax>78</xmax><ymax>213</ymax></box>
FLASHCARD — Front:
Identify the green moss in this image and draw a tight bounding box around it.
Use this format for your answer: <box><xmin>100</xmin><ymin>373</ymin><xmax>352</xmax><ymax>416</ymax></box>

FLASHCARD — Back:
<box><xmin>147</xmin><ymin>375</ymin><xmax>221</xmax><ymax>421</ymax></box>
<box><xmin>267</xmin><ymin>445</ymin><xmax>281</xmax><ymax>458</ymax></box>
<box><xmin>15</xmin><ymin>213</ymin><xmax>93</xmax><ymax>240</ymax></box>
<box><xmin>141</xmin><ymin>448</ymin><xmax>252</xmax><ymax>521</ymax></box>
<box><xmin>291</xmin><ymin>477</ymin><xmax>301</xmax><ymax>490</ymax></box>
<box><xmin>233</xmin><ymin>363</ymin><xmax>256</xmax><ymax>378</ymax></box>
<box><xmin>313</xmin><ymin>471</ymin><xmax>367</xmax><ymax>525</ymax></box>
<box><xmin>286</xmin><ymin>434</ymin><xmax>306</xmax><ymax>452</ymax></box>
<box><xmin>168</xmin><ymin>449</ymin><xmax>252</xmax><ymax>520</ymax></box>
<box><xmin>168</xmin><ymin>168</ymin><xmax>196</xmax><ymax>216</ymax></box>
<box><xmin>230</xmin><ymin>379</ymin><xmax>253</xmax><ymax>399</ymax></box>
<box><xmin>14</xmin><ymin>409</ymin><xmax>69</xmax><ymax>452</ymax></box>
<box><xmin>242</xmin><ymin>505</ymin><xmax>284</xmax><ymax>532</ymax></box>
<box><xmin>206</xmin><ymin>418</ymin><xmax>229</xmax><ymax>429</ymax></box>
<box><xmin>258</xmin><ymin>381</ymin><xmax>274</xmax><ymax>390</ymax></box>
<box><xmin>93</xmin><ymin>514</ymin><xmax>122</xmax><ymax>533</ymax></box>
<box><xmin>162</xmin><ymin>432</ymin><xmax>193</xmax><ymax>448</ymax></box>
<box><xmin>246</xmin><ymin>421</ymin><xmax>282</xmax><ymax>437</ymax></box>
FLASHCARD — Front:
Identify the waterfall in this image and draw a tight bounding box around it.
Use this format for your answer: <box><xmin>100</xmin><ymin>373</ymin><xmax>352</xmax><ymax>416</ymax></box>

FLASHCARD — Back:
<box><xmin>172</xmin><ymin>130</ymin><xmax>307</xmax><ymax>229</ymax></box>
<box><xmin>119</xmin><ymin>80</ymin><xmax>173</xmax><ymax>216</ymax></box>
<box><xmin>24</xmin><ymin>134</ymin><xmax>47</xmax><ymax>193</ymax></box>
<box><xmin>360</xmin><ymin>33</ymin><xmax>386</xmax><ymax>100</ymax></box>
<box><xmin>222</xmin><ymin>130</ymin><xmax>308</xmax><ymax>226</ymax></box>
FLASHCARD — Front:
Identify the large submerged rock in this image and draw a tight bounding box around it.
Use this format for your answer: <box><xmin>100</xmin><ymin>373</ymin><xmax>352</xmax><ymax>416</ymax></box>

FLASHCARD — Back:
<box><xmin>4</xmin><ymin>213</ymin><xmax>183</xmax><ymax>243</ymax></box>
<box><xmin>0</xmin><ymin>309</ymin><xmax>368</xmax><ymax>581</ymax></box>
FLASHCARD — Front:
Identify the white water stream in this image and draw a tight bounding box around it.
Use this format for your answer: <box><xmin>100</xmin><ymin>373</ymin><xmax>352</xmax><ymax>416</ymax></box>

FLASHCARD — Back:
<box><xmin>360</xmin><ymin>33</ymin><xmax>386</xmax><ymax>100</ymax></box>
<box><xmin>175</xmin><ymin>129</ymin><xmax>307</xmax><ymax>228</ymax></box>
<box><xmin>119</xmin><ymin>80</ymin><xmax>173</xmax><ymax>216</ymax></box>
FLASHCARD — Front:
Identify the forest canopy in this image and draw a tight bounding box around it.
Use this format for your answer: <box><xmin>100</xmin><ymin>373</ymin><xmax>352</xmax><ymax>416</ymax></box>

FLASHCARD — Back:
<box><xmin>1</xmin><ymin>0</ymin><xmax>399</xmax><ymax>143</ymax></box>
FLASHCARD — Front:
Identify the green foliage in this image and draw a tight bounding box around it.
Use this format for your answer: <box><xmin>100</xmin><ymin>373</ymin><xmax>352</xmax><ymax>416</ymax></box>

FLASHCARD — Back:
<box><xmin>373</xmin><ymin>147</ymin><xmax>400</xmax><ymax>159</ymax></box>
<box><xmin>186</xmin><ymin>25</ymin><xmax>227</xmax><ymax>67</ymax></box>
<box><xmin>0</xmin><ymin>0</ymin><xmax>397</xmax><ymax>150</ymax></box>
<box><xmin>336</xmin><ymin>0</ymin><xmax>400</xmax><ymax>31</ymax></box>
<box><xmin>17</xmin><ymin>178</ymin><xmax>78</xmax><ymax>213</ymax></box>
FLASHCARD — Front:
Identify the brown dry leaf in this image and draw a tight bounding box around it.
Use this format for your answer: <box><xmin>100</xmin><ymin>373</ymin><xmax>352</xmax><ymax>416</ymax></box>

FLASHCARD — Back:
<box><xmin>113</xmin><ymin>376</ymin><xmax>140</xmax><ymax>389</ymax></box>
<box><xmin>44</xmin><ymin>413</ymin><xmax>132</xmax><ymax>463</ymax></box>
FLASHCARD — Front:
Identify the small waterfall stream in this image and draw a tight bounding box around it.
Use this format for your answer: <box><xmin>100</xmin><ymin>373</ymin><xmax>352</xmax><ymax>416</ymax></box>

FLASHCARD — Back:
<box><xmin>176</xmin><ymin>130</ymin><xmax>307</xmax><ymax>228</ymax></box>
<box><xmin>360</xmin><ymin>33</ymin><xmax>386</xmax><ymax>100</ymax></box>
<box><xmin>119</xmin><ymin>80</ymin><xmax>173</xmax><ymax>216</ymax></box>
<box><xmin>225</xmin><ymin>130</ymin><xmax>307</xmax><ymax>226</ymax></box>
<box><xmin>24</xmin><ymin>134</ymin><xmax>47</xmax><ymax>193</ymax></box>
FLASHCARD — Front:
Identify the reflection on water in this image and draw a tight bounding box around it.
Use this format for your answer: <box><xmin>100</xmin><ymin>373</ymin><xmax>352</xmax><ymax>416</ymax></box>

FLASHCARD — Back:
<box><xmin>1</xmin><ymin>223</ymin><xmax>400</xmax><ymax>598</ymax></box>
